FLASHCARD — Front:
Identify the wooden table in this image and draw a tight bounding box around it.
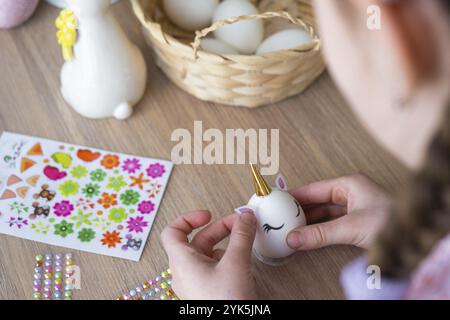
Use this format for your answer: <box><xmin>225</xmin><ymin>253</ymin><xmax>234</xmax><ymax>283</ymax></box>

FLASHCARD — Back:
<box><xmin>0</xmin><ymin>1</ymin><xmax>408</xmax><ymax>300</ymax></box>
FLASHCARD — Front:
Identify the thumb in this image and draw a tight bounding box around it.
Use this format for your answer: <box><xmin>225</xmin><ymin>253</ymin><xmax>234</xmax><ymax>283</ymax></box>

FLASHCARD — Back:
<box><xmin>287</xmin><ymin>216</ymin><xmax>357</xmax><ymax>250</ymax></box>
<box><xmin>222</xmin><ymin>212</ymin><xmax>257</xmax><ymax>265</ymax></box>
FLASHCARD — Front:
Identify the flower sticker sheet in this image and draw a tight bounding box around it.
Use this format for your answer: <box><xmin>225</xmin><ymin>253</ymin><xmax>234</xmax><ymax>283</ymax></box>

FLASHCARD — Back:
<box><xmin>0</xmin><ymin>132</ymin><xmax>173</xmax><ymax>261</ymax></box>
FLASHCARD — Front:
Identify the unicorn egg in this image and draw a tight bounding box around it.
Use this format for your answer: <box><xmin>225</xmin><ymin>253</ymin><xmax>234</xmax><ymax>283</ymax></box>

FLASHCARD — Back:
<box><xmin>236</xmin><ymin>165</ymin><xmax>306</xmax><ymax>266</ymax></box>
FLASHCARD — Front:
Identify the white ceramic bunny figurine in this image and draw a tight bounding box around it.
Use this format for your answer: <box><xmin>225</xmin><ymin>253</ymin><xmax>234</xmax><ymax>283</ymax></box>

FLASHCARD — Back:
<box><xmin>58</xmin><ymin>0</ymin><xmax>147</xmax><ymax>120</ymax></box>
<box><xmin>235</xmin><ymin>164</ymin><xmax>307</xmax><ymax>266</ymax></box>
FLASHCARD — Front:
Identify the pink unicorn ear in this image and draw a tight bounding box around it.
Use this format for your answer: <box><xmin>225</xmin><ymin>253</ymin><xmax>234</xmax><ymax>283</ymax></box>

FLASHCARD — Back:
<box><xmin>234</xmin><ymin>205</ymin><xmax>257</xmax><ymax>215</ymax></box>
<box><xmin>276</xmin><ymin>174</ymin><xmax>288</xmax><ymax>191</ymax></box>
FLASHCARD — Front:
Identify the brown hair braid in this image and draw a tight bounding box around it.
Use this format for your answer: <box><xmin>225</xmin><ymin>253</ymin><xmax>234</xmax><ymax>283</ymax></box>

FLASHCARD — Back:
<box><xmin>367</xmin><ymin>0</ymin><xmax>450</xmax><ymax>279</ymax></box>
<box><xmin>368</xmin><ymin>102</ymin><xmax>450</xmax><ymax>278</ymax></box>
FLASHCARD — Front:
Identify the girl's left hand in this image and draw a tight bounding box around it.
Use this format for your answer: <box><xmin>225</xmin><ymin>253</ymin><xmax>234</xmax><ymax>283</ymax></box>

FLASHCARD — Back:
<box><xmin>161</xmin><ymin>210</ymin><xmax>258</xmax><ymax>300</ymax></box>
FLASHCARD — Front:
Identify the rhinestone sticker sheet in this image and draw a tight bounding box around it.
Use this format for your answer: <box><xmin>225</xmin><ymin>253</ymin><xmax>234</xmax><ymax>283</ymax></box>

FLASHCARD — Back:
<box><xmin>0</xmin><ymin>132</ymin><xmax>173</xmax><ymax>261</ymax></box>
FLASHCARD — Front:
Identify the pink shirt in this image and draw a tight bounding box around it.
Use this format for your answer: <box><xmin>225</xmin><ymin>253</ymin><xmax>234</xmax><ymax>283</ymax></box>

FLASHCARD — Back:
<box><xmin>341</xmin><ymin>234</ymin><xmax>450</xmax><ymax>300</ymax></box>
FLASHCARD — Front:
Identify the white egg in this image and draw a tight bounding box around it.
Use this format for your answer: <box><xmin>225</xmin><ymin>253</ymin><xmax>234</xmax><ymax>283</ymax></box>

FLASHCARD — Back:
<box><xmin>249</xmin><ymin>190</ymin><xmax>306</xmax><ymax>262</ymax></box>
<box><xmin>256</xmin><ymin>29</ymin><xmax>313</xmax><ymax>55</ymax></box>
<box><xmin>212</xmin><ymin>0</ymin><xmax>263</xmax><ymax>54</ymax></box>
<box><xmin>163</xmin><ymin>0</ymin><xmax>219</xmax><ymax>31</ymax></box>
<box><xmin>200</xmin><ymin>38</ymin><xmax>239</xmax><ymax>55</ymax></box>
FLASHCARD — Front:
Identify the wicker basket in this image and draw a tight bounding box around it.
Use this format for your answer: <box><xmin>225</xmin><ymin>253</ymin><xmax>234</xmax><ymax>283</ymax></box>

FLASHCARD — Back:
<box><xmin>131</xmin><ymin>0</ymin><xmax>325</xmax><ymax>108</ymax></box>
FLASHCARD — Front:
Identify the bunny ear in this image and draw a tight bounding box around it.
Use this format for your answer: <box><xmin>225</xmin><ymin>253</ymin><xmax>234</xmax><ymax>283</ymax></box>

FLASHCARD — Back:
<box><xmin>234</xmin><ymin>205</ymin><xmax>257</xmax><ymax>215</ymax></box>
<box><xmin>276</xmin><ymin>174</ymin><xmax>288</xmax><ymax>190</ymax></box>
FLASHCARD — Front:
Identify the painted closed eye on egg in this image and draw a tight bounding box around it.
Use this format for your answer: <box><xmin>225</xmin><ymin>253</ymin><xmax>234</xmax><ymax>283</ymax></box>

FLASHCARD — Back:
<box><xmin>262</xmin><ymin>223</ymin><xmax>284</xmax><ymax>233</ymax></box>
<box><xmin>262</xmin><ymin>200</ymin><xmax>301</xmax><ymax>233</ymax></box>
<box><xmin>235</xmin><ymin>164</ymin><xmax>307</xmax><ymax>265</ymax></box>
<box><xmin>295</xmin><ymin>199</ymin><xmax>301</xmax><ymax>217</ymax></box>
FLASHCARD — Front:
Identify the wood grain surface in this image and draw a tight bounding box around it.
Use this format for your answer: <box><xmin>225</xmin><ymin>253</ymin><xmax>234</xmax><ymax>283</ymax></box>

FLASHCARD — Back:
<box><xmin>0</xmin><ymin>1</ymin><xmax>409</xmax><ymax>300</ymax></box>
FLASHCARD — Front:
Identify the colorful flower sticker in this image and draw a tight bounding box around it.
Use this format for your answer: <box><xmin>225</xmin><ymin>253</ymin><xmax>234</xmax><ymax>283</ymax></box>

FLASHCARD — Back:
<box><xmin>7</xmin><ymin>217</ymin><xmax>28</xmax><ymax>229</ymax></box>
<box><xmin>71</xmin><ymin>165</ymin><xmax>88</xmax><ymax>179</ymax></box>
<box><xmin>82</xmin><ymin>183</ymin><xmax>100</xmax><ymax>198</ymax></box>
<box><xmin>78</xmin><ymin>228</ymin><xmax>96</xmax><ymax>242</ymax></box>
<box><xmin>31</xmin><ymin>221</ymin><xmax>50</xmax><ymax>235</ymax></box>
<box><xmin>58</xmin><ymin>180</ymin><xmax>79</xmax><ymax>197</ymax></box>
<box><xmin>90</xmin><ymin>169</ymin><xmax>106</xmax><ymax>182</ymax></box>
<box><xmin>9</xmin><ymin>201</ymin><xmax>29</xmax><ymax>215</ymax></box>
<box><xmin>75</xmin><ymin>197</ymin><xmax>95</xmax><ymax>210</ymax></box>
<box><xmin>54</xmin><ymin>220</ymin><xmax>74</xmax><ymax>238</ymax></box>
<box><xmin>98</xmin><ymin>193</ymin><xmax>118</xmax><ymax>209</ymax></box>
<box><xmin>108</xmin><ymin>207</ymin><xmax>128</xmax><ymax>223</ymax></box>
<box><xmin>92</xmin><ymin>217</ymin><xmax>112</xmax><ymax>231</ymax></box>
<box><xmin>101</xmin><ymin>230</ymin><xmax>122</xmax><ymax>248</ymax></box>
<box><xmin>70</xmin><ymin>209</ymin><xmax>92</xmax><ymax>228</ymax></box>
<box><xmin>119</xmin><ymin>190</ymin><xmax>140</xmax><ymax>206</ymax></box>
<box><xmin>137</xmin><ymin>200</ymin><xmax>155</xmax><ymax>214</ymax></box>
<box><xmin>127</xmin><ymin>216</ymin><xmax>148</xmax><ymax>233</ymax></box>
<box><xmin>53</xmin><ymin>200</ymin><xmax>74</xmax><ymax>217</ymax></box>
<box><xmin>129</xmin><ymin>173</ymin><xmax>149</xmax><ymax>190</ymax></box>
<box><xmin>121</xmin><ymin>158</ymin><xmax>141</xmax><ymax>174</ymax></box>
<box><xmin>101</xmin><ymin>154</ymin><xmax>120</xmax><ymax>170</ymax></box>
<box><xmin>122</xmin><ymin>234</ymin><xmax>142</xmax><ymax>251</ymax></box>
<box><xmin>146</xmin><ymin>163</ymin><xmax>165</xmax><ymax>179</ymax></box>
<box><xmin>106</xmin><ymin>176</ymin><xmax>127</xmax><ymax>192</ymax></box>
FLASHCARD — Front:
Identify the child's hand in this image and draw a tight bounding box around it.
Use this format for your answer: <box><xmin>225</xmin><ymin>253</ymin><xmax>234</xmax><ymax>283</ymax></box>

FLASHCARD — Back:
<box><xmin>161</xmin><ymin>210</ymin><xmax>258</xmax><ymax>300</ymax></box>
<box><xmin>287</xmin><ymin>174</ymin><xmax>391</xmax><ymax>250</ymax></box>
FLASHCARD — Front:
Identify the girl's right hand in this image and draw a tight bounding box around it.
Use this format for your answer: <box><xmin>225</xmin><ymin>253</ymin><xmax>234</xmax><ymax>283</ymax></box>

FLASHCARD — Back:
<box><xmin>287</xmin><ymin>174</ymin><xmax>392</xmax><ymax>251</ymax></box>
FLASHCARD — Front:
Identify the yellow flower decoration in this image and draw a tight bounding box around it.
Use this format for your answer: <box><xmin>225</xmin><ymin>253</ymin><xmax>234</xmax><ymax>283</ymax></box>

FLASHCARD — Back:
<box><xmin>56</xmin><ymin>9</ymin><xmax>77</xmax><ymax>61</ymax></box>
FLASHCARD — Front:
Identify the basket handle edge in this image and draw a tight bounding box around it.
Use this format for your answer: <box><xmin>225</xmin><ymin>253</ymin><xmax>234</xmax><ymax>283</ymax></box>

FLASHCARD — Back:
<box><xmin>191</xmin><ymin>11</ymin><xmax>320</xmax><ymax>59</ymax></box>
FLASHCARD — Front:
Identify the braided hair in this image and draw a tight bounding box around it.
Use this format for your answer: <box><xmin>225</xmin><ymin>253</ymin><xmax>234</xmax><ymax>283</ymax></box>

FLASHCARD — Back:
<box><xmin>369</xmin><ymin>104</ymin><xmax>450</xmax><ymax>278</ymax></box>
<box><xmin>368</xmin><ymin>0</ymin><xmax>450</xmax><ymax>278</ymax></box>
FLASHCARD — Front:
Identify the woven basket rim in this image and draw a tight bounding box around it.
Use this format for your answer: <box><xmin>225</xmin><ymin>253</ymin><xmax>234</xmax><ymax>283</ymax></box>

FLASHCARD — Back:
<box><xmin>131</xmin><ymin>0</ymin><xmax>321</xmax><ymax>61</ymax></box>
<box><xmin>131</xmin><ymin>0</ymin><xmax>326</xmax><ymax>108</ymax></box>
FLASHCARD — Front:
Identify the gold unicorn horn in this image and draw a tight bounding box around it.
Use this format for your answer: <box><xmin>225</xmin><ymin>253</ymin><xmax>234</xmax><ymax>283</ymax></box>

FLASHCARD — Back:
<box><xmin>250</xmin><ymin>164</ymin><xmax>271</xmax><ymax>197</ymax></box>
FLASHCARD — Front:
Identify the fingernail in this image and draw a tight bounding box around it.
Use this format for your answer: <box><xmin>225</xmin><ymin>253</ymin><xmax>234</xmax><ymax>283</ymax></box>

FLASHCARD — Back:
<box><xmin>241</xmin><ymin>211</ymin><xmax>256</xmax><ymax>224</ymax></box>
<box><xmin>287</xmin><ymin>232</ymin><xmax>302</xmax><ymax>248</ymax></box>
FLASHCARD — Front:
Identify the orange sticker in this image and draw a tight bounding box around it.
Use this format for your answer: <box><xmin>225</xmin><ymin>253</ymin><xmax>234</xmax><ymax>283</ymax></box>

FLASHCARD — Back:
<box><xmin>20</xmin><ymin>157</ymin><xmax>36</xmax><ymax>173</ymax></box>
<box><xmin>77</xmin><ymin>149</ymin><xmax>101</xmax><ymax>162</ymax></box>
<box><xmin>0</xmin><ymin>189</ymin><xmax>16</xmax><ymax>200</ymax></box>
<box><xmin>26</xmin><ymin>175</ymin><xmax>40</xmax><ymax>187</ymax></box>
<box><xmin>27</xmin><ymin>143</ymin><xmax>43</xmax><ymax>156</ymax></box>
<box><xmin>6</xmin><ymin>175</ymin><xmax>22</xmax><ymax>186</ymax></box>
<box><xmin>16</xmin><ymin>186</ymin><xmax>29</xmax><ymax>198</ymax></box>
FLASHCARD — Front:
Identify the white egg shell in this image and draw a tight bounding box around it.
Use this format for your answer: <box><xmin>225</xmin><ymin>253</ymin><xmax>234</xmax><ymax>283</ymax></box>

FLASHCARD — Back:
<box><xmin>163</xmin><ymin>0</ymin><xmax>219</xmax><ymax>31</ymax></box>
<box><xmin>200</xmin><ymin>38</ymin><xmax>239</xmax><ymax>55</ymax></box>
<box><xmin>256</xmin><ymin>29</ymin><xmax>313</xmax><ymax>55</ymax></box>
<box><xmin>249</xmin><ymin>189</ymin><xmax>306</xmax><ymax>260</ymax></box>
<box><xmin>212</xmin><ymin>0</ymin><xmax>263</xmax><ymax>54</ymax></box>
